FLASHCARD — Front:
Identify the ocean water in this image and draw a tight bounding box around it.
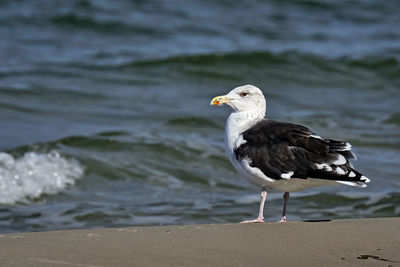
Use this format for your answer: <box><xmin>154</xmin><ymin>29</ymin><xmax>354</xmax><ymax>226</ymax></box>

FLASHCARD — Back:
<box><xmin>0</xmin><ymin>0</ymin><xmax>399</xmax><ymax>233</ymax></box>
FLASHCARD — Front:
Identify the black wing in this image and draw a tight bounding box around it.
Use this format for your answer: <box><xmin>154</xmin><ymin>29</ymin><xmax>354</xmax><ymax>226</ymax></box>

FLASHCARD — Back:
<box><xmin>234</xmin><ymin>119</ymin><xmax>366</xmax><ymax>182</ymax></box>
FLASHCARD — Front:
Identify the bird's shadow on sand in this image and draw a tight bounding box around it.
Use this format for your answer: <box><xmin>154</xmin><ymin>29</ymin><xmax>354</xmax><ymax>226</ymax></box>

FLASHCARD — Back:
<box><xmin>302</xmin><ymin>219</ymin><xmax>332</xmax><ymax>222</ymax></box>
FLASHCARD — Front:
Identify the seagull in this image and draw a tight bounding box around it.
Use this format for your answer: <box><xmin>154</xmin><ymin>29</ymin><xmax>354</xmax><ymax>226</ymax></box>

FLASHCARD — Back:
<box><xmin>210</xmin><ymin>84</ymin><xmax>370</xmax><ymax>223</ymax></box>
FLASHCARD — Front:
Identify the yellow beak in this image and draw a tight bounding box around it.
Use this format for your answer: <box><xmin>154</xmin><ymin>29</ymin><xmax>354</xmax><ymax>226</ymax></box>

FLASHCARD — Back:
<box><xmin>210</xmin><ymin>95</ymin><xmax>232</xmax><ymax>106</ymax></box>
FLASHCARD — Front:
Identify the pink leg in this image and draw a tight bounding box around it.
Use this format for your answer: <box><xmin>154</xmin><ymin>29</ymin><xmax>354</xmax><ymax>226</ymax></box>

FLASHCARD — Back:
<box><xmin>279</xmin><ymin>192</ymin><xmax>289</xmax><ymax>222</ymax></box>
<box><xmin>241</xmin><ymin>188</ymin><xmax>267</xmax><ymax>223</ymax></box>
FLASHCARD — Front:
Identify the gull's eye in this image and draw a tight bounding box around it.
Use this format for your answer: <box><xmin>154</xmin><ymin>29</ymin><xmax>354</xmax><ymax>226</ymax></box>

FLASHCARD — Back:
<box><xmin>240</xmin><ymin>91</ymin><xmax>249</xmax><ymax>97</ymax></box>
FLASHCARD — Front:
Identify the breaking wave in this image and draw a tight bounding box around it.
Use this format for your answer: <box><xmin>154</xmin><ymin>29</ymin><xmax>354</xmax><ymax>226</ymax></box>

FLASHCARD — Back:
<box><xmin>0</xmin><ymin>151</ymin><xmax>84</xmax><ymax>205</ymax></box>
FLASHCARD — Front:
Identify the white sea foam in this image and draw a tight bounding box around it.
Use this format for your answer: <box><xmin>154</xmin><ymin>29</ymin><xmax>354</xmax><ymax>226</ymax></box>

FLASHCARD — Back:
<box><xmin>0</xmin><ymin>151</ymin><xmax>84</xmax><ymax>205</ymax></box>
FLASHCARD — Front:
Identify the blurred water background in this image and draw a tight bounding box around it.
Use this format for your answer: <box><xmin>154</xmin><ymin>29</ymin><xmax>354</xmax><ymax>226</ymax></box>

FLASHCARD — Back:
<box><xmin>0</xmin><ymin>0</ymin><xmax>399</xmax><ymax>233</ymax></box>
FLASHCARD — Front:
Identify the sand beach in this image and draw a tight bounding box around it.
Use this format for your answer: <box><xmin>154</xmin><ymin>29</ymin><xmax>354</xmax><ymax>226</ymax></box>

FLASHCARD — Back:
<box><xmin>0</xmin><ymin>218</ymin><xmax>399</xmax><ymax>266</ymax></box>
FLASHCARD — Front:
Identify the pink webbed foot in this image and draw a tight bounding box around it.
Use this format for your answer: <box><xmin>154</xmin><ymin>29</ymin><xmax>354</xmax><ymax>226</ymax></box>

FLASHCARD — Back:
<box><xmin>240</xmin><ymin>217</ymin><xmax>265</xmax><ymax>224</ymax></box>
<box><xmin>278</xmin><ymin>216</ymin><xmax>287</xmax><ymax>223</ymax></box>
<box><xmin>240</xmin><ymin>188</ymin><xmax>267</xmax><ymax>224</ymax></box>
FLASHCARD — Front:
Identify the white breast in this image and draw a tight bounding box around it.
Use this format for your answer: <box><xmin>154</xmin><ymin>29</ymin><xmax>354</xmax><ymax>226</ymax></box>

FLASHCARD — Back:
<box><xmin>224</xmin><ymin>111</ymin><xmax>263</xmax><ymax>153</ymax></box>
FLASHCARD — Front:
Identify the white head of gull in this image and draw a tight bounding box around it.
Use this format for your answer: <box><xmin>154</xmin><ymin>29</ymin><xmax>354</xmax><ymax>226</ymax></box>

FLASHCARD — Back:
<box><xmin>211</xmin><ymin>84</ymin><xmax>370</xmax><ymax>223</ymax></box>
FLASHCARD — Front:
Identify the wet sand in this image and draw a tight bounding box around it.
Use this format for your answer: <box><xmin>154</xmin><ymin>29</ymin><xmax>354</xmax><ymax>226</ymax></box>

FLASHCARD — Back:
<box><xmin>0</xmin><ymin>218</ymin><xmax>399</xmax><ymax>266</ymax></box>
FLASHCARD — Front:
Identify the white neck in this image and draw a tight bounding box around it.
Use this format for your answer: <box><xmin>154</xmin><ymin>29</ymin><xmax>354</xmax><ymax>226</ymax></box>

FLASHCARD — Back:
<box><xmin>225</xmin><ymin>109</ymin><xmax>265</xmax><ymax>153</ymax></box>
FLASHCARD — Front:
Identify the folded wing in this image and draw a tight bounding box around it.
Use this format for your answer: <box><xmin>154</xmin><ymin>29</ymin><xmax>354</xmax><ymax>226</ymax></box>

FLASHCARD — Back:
<box><xmin>234</xmin><ymin>119</ymin><xmax>370</xmax><ymax>186</ymax></box>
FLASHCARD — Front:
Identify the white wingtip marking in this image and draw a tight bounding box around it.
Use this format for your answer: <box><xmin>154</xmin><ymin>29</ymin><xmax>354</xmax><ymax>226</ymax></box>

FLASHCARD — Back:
<box><xmin>333</xmin><ymin>154</ymin><xmax>346</xmax><ymax>165</ymax></box>
<box><xmin>315</xmin><ymin>163</ymin><xmax>332</xmax><ymax>171</ymax></box>
<box><xmin>335</xmin><ymin>167</ymin><xmax>346</xmax><ymax>175</ymax></box>
<box><xmin>361</xmin><ymin>175</ymin><xmax>371</xmax><ymax>183</ymax></box>
<box><xmin>348</xmin><ymin>171</ymin><xmax>356</xmax><ymax>177</ymax></box>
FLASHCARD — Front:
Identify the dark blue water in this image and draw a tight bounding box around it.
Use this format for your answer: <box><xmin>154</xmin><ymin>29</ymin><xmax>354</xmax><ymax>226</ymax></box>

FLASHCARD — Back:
<box><xmin>1</xmin><ymin>0</ymin><xmax>399</xmax><ymax>233</ymax></box>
